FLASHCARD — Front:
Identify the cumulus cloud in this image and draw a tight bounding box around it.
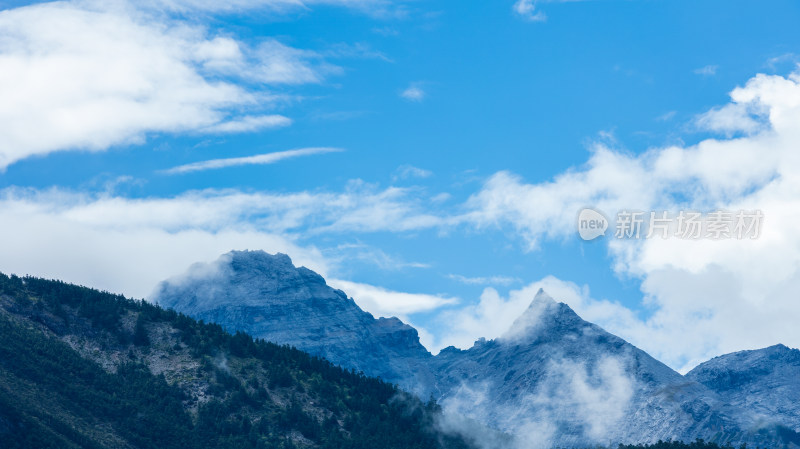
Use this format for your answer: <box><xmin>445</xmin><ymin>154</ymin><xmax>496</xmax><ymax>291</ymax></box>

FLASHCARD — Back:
<box><xmin>0</xmin><ymin>1</ymin><xmax>338</xmax><ymax>169</ymax></box>
<box><xmin>163</xmin><ymin>147</ymin><xmax>342</xmax><ymax>174</ymax></box>
<box><xmin>459</xmin><ymin>68</ymin><xmax>800</xmax><ymax>371</ymax></box>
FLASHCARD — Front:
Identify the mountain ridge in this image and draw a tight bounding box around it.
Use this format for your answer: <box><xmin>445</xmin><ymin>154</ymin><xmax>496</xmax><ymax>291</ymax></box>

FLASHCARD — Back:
<box><xmin>687</xmin><ymin>344</ymin><xmax>800</xmax><ymax>433</ymax></box>
<box><xmin>153</xmin><ymin>250</ymin><xmax>800</xmax><ymax>448</ymax></box>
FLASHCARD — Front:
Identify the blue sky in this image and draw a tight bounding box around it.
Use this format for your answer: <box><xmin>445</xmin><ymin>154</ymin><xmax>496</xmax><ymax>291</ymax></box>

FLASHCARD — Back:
<box><xmin>2</xmin><ymin>0</ymin><xmax>800</xmax><ymax>371</ymax></box>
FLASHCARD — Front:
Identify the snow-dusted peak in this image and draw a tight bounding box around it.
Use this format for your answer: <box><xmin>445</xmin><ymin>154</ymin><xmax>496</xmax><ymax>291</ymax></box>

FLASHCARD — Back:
<box><xmin>501</xmin><ymin>288</ymin><xmax>586</xmax><ymax>342</ymax></box>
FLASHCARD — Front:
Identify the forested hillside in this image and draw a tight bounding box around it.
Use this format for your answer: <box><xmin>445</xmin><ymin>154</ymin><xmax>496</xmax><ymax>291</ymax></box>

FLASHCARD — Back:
<box><xmin>0</xmin><ymin>273</ymin><xmax>474</xmax><ymax>449</ymax></box>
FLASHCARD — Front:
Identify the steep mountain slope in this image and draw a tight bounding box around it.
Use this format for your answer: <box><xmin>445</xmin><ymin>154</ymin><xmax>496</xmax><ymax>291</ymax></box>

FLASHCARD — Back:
<box><xmin>0</xmin><ymin>272</ymin><xmax>473</xmax><ymax>449</ymax></box>
<box><xmin>154</xmin><ymin>250</ymin><xmax>800</xmax><ymax>448</ymax></box>
<box><xmin>687</xmin><ymin>344</ymin><xmax>800</xmax><ymax>434</ymax></box>
<box><xmin>154</xmin><ymin>251</ymin><xmax>436</xmax><ymax>395</ymax></box>
<box><xmin>431</xmin><ymin>290</ymin><xmax>757</xmax><ymax>448</ymax></box>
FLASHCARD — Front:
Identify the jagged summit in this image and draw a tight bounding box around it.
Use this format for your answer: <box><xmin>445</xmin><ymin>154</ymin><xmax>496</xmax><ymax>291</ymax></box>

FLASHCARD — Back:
<box><xmin>226</xmin><ymin>251</ymin><xmax>327</xmax><ymax>286</ymax></box>
<box><xmin>155</xmin><ymin>250</ymin><xmax>346</xmax><ymax>314</ymax></box>
<box><xmin>501</xmin><ymin>288</ymin><xmax>588</xmax><ymax>342</ymax></box>
<box><xmin>152</xmin><ymin>250</ymin><xmax>436</xmax><ymax>395</ymax></box>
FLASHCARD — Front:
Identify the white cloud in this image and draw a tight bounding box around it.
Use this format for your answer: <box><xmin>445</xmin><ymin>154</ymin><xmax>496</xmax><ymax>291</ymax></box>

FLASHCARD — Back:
<box><xmin>695</xmin><ymin>103</ymin><xmax>766</xmax><ymax>135</ymax></box>
<box><xmin>460</xmin><ymin>68</ymin><xmax>800</xmax><ymax>371</ymax></box>
<box><xmin>512</xmin><ymin>0</ymin><xmax>592</xmax><ymax>23</ymax></box>
<box><xmin>163</xmin><ymin>147</ymin><xmax>342</xmax><ymax>174</ymax></box>
<box><xmin>0</xmin><ymin>1</ymin><xmax>337</xmax><ymax>170</ymax></box>
<box><xmin>432</xmin><ymin>276</ymin><xmax>590</xmax><ymax>351</ymax></box>
<box><xmin>200</xmin><ymin>115</ymin><xmax>292</xmax><ymax>133</ymax></box>
<box><xmin>0</xmin><ymin>212</ymin><xmax>327</xmax><ymax>301</ymax></box>
<box><xmin>245</xmin><ymin>39</ymin><xmax>342</xmax><ymax>84</ymax></box>
<box><xmin>0</xmin><ymin>182</ymin><xmax>449</xmax><ymax>298</ymax></box>
<box><xmin>144</xmin><ymin>0</ymin><xmax>401</xmax><ymax>17</ymax></box>
<box><xmin>512</xmin><ymin>0</ymin><xmax>546</xmax><ymax>22</ymax></box>
<box><xmin>329</xmin><ymin>279</ymin><xmax>458</xmax><ymax>318</ymax></box>
<box><xmin>400</xmin><ymin>85</ymin><xmax>426</xmax><ymax>101</ymax></box>
<box><xmin>328</xmin><ymin>243</ymin><xmax>431</xmax><ymax>271</ymax></box>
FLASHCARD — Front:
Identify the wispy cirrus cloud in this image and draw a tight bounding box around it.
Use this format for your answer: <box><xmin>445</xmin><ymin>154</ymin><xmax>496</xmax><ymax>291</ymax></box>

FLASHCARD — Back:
<box><xmin>144</xmin><ymin>0</ymin><xmax>406</xmax><ymax>18</ymax></box>
<box><xmin>201</xmin><ymin>115</ymin><xmax>293</xmax><ymax>133</ymax></box>
<box><xmin>163</xmin><ymin>147</ymin><xmax>343</xmax><ymax>174</ymax></box>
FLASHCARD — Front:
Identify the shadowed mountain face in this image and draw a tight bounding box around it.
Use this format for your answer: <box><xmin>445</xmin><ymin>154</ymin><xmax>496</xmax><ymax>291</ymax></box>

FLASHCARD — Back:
<box><xmin>687</xmin><ymin>344</ymin><xmax>800</xmax><ymax>433</ymax></box>
<box><xmin>154</xmin><ymin>251</ymin><xmax>436</xmax><ymax>396</ymax></box>
<box><xmin>154</xmin><ymin>251</ymin><xmax>800</xmax><ymax>448</ymax></box>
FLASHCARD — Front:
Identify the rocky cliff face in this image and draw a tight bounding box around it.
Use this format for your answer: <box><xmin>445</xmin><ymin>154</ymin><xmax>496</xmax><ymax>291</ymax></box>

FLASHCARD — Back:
<box><xmin>154</xmin><ymin>251</ymin><xmax>436</xmax><ymax>395</ymax></box>
<box><xmin>687</xmin><ymin>344</ymin><xmax>800</xmax><ymax>433</ymax></box>
<box><xmin>154</xmin><ymin>251</ymin><xmax>800</xmax><ymax>448</ymax></box>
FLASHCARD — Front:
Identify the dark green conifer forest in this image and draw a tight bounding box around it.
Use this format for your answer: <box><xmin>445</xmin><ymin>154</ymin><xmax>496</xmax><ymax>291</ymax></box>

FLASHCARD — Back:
<box><xmin>0</xmin><ymin>273</ymin><xmax>473</xmax><ymax>449</ymax></box>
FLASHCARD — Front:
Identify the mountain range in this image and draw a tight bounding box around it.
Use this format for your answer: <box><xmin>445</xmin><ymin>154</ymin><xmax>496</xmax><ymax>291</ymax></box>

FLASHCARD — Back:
<box><xmin>155</xmin><ymin>250</ymin><xmax>800</xmax><ymax>448</ymax></box>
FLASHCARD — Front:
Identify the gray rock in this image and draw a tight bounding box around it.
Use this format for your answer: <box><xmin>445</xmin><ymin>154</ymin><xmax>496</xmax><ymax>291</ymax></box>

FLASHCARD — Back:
<box><xmin>687</xmin><ymin>344</ymin><xmax>800</xmax><ymax>433</ymax></box>
<box><xmin>154</xmin><ymin>250</ymin><xmax>436</xmax><ymax>396</ymax></box>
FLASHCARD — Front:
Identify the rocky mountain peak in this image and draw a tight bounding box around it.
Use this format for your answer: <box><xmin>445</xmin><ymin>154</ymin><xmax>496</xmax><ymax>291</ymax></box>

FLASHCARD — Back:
<box><xmin>152</xmin><ymin>250</ymin><xmax>435</xmax><ymax>394</ymax></box>
<box><xmin>226</xmin><ymin>250</ymin><xmax>326</xmax><ymax>285</ymax></box>
<box><xmin>501</xmin><ymin>288</ymin><xmax>586</xmax><ymax>342</ymax></box>
<box><xmin>154</xmin><ymin>250</ymin><xmax>347</xmax><ymax>315</ymax></box>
